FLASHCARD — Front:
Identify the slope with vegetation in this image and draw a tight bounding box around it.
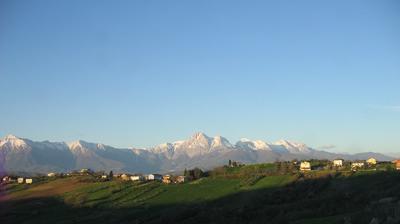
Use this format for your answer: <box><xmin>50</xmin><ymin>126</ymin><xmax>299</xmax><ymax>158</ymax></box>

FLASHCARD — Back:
<box><xmin>1</xmin><ymin>163</ymin><xmax>400</xmax><ymax>224</ymax></box>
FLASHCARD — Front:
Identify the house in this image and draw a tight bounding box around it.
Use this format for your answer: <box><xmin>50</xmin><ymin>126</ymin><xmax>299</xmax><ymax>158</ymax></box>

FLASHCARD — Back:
<box><xmin>162</xmin><ymin>175</ymin><xmax>171</xmax><ymax>184</ymax></box>
<box><xmin>393</xmin><ymin>160</ymin><xmax>400</xmax><ymax>170</ymax></box>
<box><xmin>333</xmin><ymin>159</ymin><xmax>344</xmax><ymax>167</ymax></box>
<box><xmin>366</xmin><ymin>158</ymin><xmax>377</xmax><ymax>165</ymax></box>
<box><xmin>300</xmin><ymin>161</ymin><xmax>311</xmax><ymax>171</ymax></box>
<box><xmin>25</xmin><ymin>178</ymin><xmax>33</xmax><ymax>184</ymax></box>
<box><xmin>48</xmin><ymin>172</ymin><xmax>56</xmax><ymax>177</ymax></box>
<box><xmin>17</xmin><ymin>177</ymin><xmax>24</xmax><ymax>184</ymax></box>
<box><xmin>2</xmin><ymin>176</ymin><xmax>15</xmax><ymax>183</ymax></box>
<box><xmin>147</xmin><ymin>174</ymin><xmax>163</xmax><ymax>181</ymax></box>
<box><xmin>101</xmin><ymin>175</ymin><xmax>108</xmax><ymax>179</ymax></box>
<box><xmin>130</xmin><ymin>175</ymin><xmax>145</xmax><ymax>181</ymax></box>
<box><xmin>2</xmin><ymin>176</ymin><xmax>9</xmax><ymax>182</ymax></box>
<box><xmin>351</xmin><ymin>162</ymin><xmax>365</xmax><ymax>170</ymax></box>
<box><xmin>80</xmin><ymin>168</ymin><xmax>93</xmax><ymax>175</ymax></box>
<box><xmin>176</xmin><ymin>176</ymin><xmax>187</xmax><ymax>183</ymax></box>
<box><xmin>120</xmin><ymin>174</ymin><xmax>130</xmax><ymax>181</ymax></box>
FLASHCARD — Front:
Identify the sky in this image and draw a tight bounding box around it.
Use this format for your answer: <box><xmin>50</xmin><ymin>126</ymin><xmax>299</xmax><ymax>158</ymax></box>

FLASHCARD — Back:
<box><xmin>0</xmin><ymin>0</ymin><xmax>399</xmax><ymax>153</ymax></box>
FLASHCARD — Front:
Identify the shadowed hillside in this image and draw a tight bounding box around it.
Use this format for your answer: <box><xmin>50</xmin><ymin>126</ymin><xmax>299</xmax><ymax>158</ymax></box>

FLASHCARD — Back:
<box><xmin>1</xmin><ymin>170</ymin><xmax>400</xmax><ymax>224</ymax></box>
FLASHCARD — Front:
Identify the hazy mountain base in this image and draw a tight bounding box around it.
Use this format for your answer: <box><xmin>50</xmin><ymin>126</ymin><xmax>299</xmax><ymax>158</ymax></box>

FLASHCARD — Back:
<box><xmin>1</xmin><ymin>170</ymin><xmax>400</xmax><ymax>224</ymax></box>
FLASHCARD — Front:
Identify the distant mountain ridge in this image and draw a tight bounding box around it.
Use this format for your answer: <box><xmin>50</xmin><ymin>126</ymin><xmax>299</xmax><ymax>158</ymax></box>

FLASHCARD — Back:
<box><xmin>0</xmin><ymin>133</ymin><xmax>395</xmax><ymax>174</ymax></box>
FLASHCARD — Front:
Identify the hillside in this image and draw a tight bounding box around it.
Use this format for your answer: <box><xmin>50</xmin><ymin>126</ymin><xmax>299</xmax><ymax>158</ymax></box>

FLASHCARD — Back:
<box><xmin>1</xmin><ymin>165</ymin><xmax>400</xmax><ymax>224</ymax></box>
<box><xmin>0</xmin><ymin>133</ymin><xmax>394</xmax><ymax>174</ymax></box>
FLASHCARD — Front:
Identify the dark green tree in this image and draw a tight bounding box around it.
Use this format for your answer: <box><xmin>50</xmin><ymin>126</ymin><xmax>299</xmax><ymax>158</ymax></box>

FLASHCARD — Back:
<box><xmin>193</xmin><ymin>167</ymin><xmax>204</xmax><ymax>179</ymax></box>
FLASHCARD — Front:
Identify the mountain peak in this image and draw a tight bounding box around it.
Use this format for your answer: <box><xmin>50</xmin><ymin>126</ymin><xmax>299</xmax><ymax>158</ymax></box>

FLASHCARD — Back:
<box><xmin>235</xmin><ymin>138</ymin><xmax>271</xmax><ymax>151</ymax></box>
<box><xmin>211</xmin><ymin>135</ymin><xmax>233</xmax><ymax>148</ymax></box>
<box><xmin>191</xmin><ymin>132</ymin><xmax>210</xmax><ymax>140</ymax></box>
<box><xmin>68</xmin><ymin>139</ymin><xmax>106</xmax><ymax>150</ymax></box>
<box><xmin>68</xmin><ymin>140</ymin><xmax>86</xmax><ymax>148</ymax></box>
<box><xmin>3</xmin><ymin>134</ymin><xmax>20</xmax><ymax>140</ymax></box>
<box><xmin>274</xmin><ymin>139</ymin><xmax>310</xmax><ymax>153</ymax></box>
<box><xmin>0</xmin><ymin>134</ymin><xmax>28</xmax><ymax>149</ymax></box>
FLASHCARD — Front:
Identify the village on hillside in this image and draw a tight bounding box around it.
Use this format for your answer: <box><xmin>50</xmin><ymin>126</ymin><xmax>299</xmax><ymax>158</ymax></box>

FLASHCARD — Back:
<box><xmin>2</xmin><ymin>157</ymin><xmax>400</xmax><ymax>186</ymax></box>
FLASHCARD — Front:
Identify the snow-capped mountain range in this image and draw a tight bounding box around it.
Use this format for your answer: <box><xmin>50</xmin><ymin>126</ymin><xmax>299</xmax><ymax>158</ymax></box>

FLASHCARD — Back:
<box><xmin>0</xmin><ymin>133</ymin><xmax>394</xmax><ymax>174</ymax></box>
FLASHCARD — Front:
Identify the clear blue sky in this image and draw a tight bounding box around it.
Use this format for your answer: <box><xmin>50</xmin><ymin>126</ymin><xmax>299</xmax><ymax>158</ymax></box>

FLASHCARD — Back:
<box><xmin>1</xmin><ymin>0</ymin><xmax>399</xmax><ymax>153</ymax></box>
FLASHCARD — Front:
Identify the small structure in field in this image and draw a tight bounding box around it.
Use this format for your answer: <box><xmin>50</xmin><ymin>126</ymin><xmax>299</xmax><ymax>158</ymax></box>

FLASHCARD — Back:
<box><xmin>120</xmin><ymin>174</ymin><xmax>130</xmax><ymax>181</ymax></box>
<box><xmin>25</xmin><ymin>178</ymin><xmax>33</xmax><ymax>184</ymax></box>
<box><xmin>392</xmin><ymin>160</ymin><xmax>400</xmax><ymax>170</ymax></box>
<box><xmin>80</xmin><ymin>168</ymin><xmax>93</xmax><ymax>175</ymax></box>
<box><xmin>366</xmin><ymin>158</ymin><xmax>377</xmax><ymax>165</ymax></box>
<box><xmin>333</xmin><ymin>159</ymin><xmax>344</xmax><ymax>167</ymax></box>
<box><xmin>147</xmin><ymin>174</ymin><xmax>163</xmax><ymax>181</ymax></box>
<box><xmin>2</xmin><ymin>176</ymin><xmax>10</xmax><ymax>182</ymax></box>
<box><xmin>101</xmin><ymin>175</ymin><xmax>108</xmax><ymax>179</ymax></box>
<box><xmin>2</xmin><ymin>176</ymin><xmax>15</xmax><ymax>183</ymax></box>
<box><xmin>162</xmin><ymin>175</ymin><xmax>171</xmax><ymax>184</ymax></box>
<box><xmin>130</xmin><ymin>175</ymin><xmax>144</xmax><ymax>181</ymax></box>
<box><xmin>351</xmin><ymin>161</ymin><xmax>365</xmax><ymax>170</ymax></box>
<box><xmin>47</xmin><ymin>173</ymin><xmax>56</xmax><ymax>177</ymax></box>
<box><xmin>176</xmin><ymin>176</ymin><xmax>187</xmax><ymax>183</ymax></box>
<box><xmin>300</xmin><ymin>161</ymin><xmax>311</xmax><ymax>171</ymax></box>
<box><xmin>17</xmin><ymin>177</ymin><xmax>24</xmax><ymax>184</ymax></box>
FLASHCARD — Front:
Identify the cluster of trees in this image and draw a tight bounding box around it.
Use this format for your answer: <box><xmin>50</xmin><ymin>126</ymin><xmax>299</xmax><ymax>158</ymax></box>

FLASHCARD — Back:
<box><xmin>183</xmin><ymin>168</ymin><xmax>206</xmax><ymax>180</ymax></box>
<box><xmin>274</xmin><ymin>161</ymin><xmax>298</xmax><ymax>174</ymax></box>
<box><xmin>228</xmin><ymin>160</ymin><xmax>243</xmax><ymax>167</ymax></box>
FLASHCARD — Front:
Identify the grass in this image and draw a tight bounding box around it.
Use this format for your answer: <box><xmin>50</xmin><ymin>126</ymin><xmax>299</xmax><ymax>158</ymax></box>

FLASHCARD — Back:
<box><xmin>1</xmin><ymin>166</ymin><xmax>400</xmax><ymax>224</ymax></box>
<box><xmin>249</xmin><ymin>175</ymin><xmax>296</xmax><ymax>190</ymax></box>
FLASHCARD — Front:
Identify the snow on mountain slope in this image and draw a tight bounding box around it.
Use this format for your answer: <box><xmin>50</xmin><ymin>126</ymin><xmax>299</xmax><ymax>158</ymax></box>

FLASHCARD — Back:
<box><xmin>171</xmin><ymin>133</ymin><xmax>234</xmax><ymax>158</ymax></box>
<box><xmin>273</xmin><ymin>140</ymin><xmax>312</xmax><ymax>154</ymax></box>
<box><xmin>211</xmin><ymin>136</ymin><xmax>233</xmax><ymax>148</ymax></box>
<box><xmin>0</xmin><ymin>133</ymin><xmax>395</xmax><ymax>173</ymax></box>
<box><xmin>235</xmin><ymin>138</ymin><xmax>272</xmax><ymax>151</ymax></box>
<box><xmin>0</xmin><ymin>135</ymin><xmax>30</xmax><ymax>152</ymax></box>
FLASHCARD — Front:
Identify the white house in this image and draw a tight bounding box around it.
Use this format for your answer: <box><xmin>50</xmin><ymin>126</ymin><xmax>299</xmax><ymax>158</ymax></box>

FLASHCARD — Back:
<box><xmin>25</xmin><ymin>178</ymin><xmax>33</xmax><ymax>184</ymax></box>
<box><xmin>393</xmin><ymin>160</ymin><xmax>400</xmax><ymax>170</ymax></box>
<box><xmin>2</xmin><ymin>176</ymin><xmax>15</xmax><ymax>183</ymax></box>
<box><xmin>120</xmin><ymin>174</ymin><xmax>130</xmax><ymax>181</ymax></box>
<box><xmin>130</xmin><ymin>175</ymin><xmax>145</xmax><ymax>181</ymax></box>
<box><xmin>2</xmin><ymin>176</ymin><xmax>9</xmax><ymax>182</ymax></box>
<box><xmin>147</xmin><ymin>174</ymin><xmax>163</xmax><ymax>181</ymax></box>
<box><xmin>351</xmin><ymin>162</ymin><xmax>365</xmax><ymax>170</ymax></box>
<box><xmin>176</xmin><ymin>176</ymin><xmax>187</xmax><ymax>183</ymax></box>
<box><xmin>366</xmin><ymin>158</ymin><xmax>377</xmax><ymax>165</ymax></box>
<box><xmin>300</xmin><ymin>161</ymin><xmax>311</xmax><ymax>171</ymax></box>
<box><xmin>80</xmin><ymin>168</ymin><xmax>93</xmax><ymax>175</ymax></box>
<box><xmin>162</xmin><ymin>175</ymin><xmax>172</xmax><ymax>184</ymax></box>
<box><xmin>47</xmin><ymin>173</ymin><xmax>56</xmax><ymax>177</ymax></box>
<box><xmin>17</xmin><ymin>177</ymin><xmax>24</xmax><ymax>184</ymax></box>
<box><xmin>101</xmin><ymin>175</ymin><xmax>108</xmax><ymax>179</ymax></box>
<box><xmin>333</xmin><ymin>159</ymin><xmax>344</xmax><ymax>167</ymax></box>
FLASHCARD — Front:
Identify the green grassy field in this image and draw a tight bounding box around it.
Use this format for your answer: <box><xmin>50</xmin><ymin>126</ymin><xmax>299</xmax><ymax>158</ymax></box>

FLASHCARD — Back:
<box><xmin>1</xmin><ymin>166</ymin><xmax>400</xmax><ymax>224</ymax></box>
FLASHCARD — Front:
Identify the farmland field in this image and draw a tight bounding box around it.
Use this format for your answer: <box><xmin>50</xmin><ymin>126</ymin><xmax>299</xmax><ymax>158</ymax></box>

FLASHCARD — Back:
<box><xmin>1</xmin><ymin>169</ymin><xmax>400</xmax><ymax>224</ymax></box>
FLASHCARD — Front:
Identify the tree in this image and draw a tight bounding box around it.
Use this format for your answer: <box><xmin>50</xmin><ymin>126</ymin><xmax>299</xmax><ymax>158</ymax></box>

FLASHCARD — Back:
<box><xmin>275</xmin><ymin>161</ymin><xmax>282</xmax><ymax>173</ymax></box>
<box><xmin>288</xmin><ymin>162</ymin><xmax>295</xmax><ymax>173</ymax></box>
<box><xmin>109</xmin><ymin>170</ymin><xmax>113</xmax><ymax>180</ymax></box>
<box><xmin>228</xmin><ymin>160</ymin><xmax>232</xmax><ymax>167</ymax></box>
<box><xmin>184</xmin><ymin>168</ymin><xmax>188</xmax><ymax>177</ymax></box>
<box><xmin>193</xmin><ymin>167</ymin><xmax>204</xmax><ymax>179</ymax></box>
<box><xmin>280</xmin><ymin>162</ymin><xmax>288</xmax><ymax>174</ymax></box>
